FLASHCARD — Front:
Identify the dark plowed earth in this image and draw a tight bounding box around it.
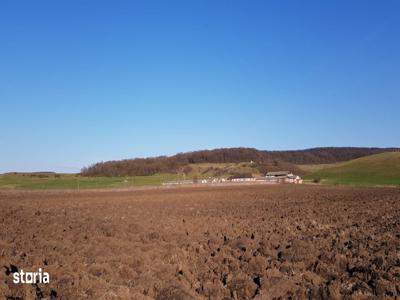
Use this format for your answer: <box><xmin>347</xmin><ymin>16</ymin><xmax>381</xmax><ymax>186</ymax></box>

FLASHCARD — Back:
<box><xmin>0</xmin><ymin>185</ymin><xmax>399</xmax><ymax>299</ymax></box>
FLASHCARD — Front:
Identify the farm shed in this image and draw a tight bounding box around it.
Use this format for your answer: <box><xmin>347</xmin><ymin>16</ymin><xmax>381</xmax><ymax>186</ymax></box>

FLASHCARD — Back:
<box><xmin>266</xmin><ymin>171</ymin><xmax>302</xmax><ymax>184</ymax></box>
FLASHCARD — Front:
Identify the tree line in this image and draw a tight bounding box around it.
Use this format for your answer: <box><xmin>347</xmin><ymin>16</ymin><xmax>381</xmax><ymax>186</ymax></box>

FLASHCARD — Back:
<box><xmin>81</xmin><ymin>147</ymin><xmax>399</xmax><ymax>177</ymax></box>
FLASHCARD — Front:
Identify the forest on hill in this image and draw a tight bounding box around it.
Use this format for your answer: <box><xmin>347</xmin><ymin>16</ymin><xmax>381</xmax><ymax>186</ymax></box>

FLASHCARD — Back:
<box><xmin>81</xmin><ymin>147</ymin><xmax>399</xmax><ymax>177</ymax></box>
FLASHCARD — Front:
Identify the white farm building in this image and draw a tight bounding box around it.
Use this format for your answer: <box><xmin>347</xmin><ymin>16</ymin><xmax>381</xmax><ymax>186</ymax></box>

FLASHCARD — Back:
<box><xmin>265</xmin><ymin>171</ymin><xmax>303</xmax><ymax>184</ymax></box>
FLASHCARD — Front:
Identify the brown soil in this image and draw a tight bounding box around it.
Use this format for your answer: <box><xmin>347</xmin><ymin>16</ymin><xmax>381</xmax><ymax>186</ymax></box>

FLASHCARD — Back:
<box><xmin>0</xmin><ymin>185</ymin><xmax>399</xmax><ymax>299</ymax></box>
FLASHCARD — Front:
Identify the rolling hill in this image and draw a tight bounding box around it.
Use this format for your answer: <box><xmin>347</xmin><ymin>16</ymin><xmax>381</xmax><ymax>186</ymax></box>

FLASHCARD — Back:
<box><xmin>303</xmin><ymin>152</ymin><xmax>400</xmax><ymax>186</ymax></box>
<box><xmin>80</xmin><ymin>147</ymin><xmax>399</xmax><ymax>177</ymax></box>
<box><xmin>2</xmin><ymin>149</ymin><xmax>399</xmax><ymax>189</ymax></box>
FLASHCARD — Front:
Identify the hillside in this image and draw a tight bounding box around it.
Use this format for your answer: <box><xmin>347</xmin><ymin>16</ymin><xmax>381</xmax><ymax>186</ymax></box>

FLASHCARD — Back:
<box><xmin>81</xmin><ymin>147</ymin><xmax>399</xmax><ymax>177</ymax></box>
<box><xmin>304</xmin><ymin>152</ymin><xmax>400</xmax><ymax>186</ymax></box>
<box><xmin>265</xmin><ymin>147</ymin><xmax>399</xmax><ymax>164</ymax></box>
<box><xmin>2</xmin><ymin>151</ymin><xmax>399</xmax><ymax>189</ymax></box>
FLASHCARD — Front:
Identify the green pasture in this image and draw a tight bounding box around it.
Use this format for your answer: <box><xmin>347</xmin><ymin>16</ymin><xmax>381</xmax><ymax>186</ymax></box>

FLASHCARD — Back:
<box><xmin>302</xmin><ymin>152</ymin><xmax>400</xmax><ymax>187</ymax></box>
<box><xmin>0</xmin><ymin>173</ymin><xmax>178</xmax><ymax>190</ymax></box>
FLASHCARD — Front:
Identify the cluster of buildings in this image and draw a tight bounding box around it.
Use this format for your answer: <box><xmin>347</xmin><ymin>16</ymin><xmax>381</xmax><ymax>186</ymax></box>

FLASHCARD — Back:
<box><xmin>229</xmin><ymin>171</ymin><xmax>302</xmax><ymax>184</ymax></box>
<box><xmin>265</xmin><ymin>171</ymin><xmax>303</xmax><ymax>184</ymax></box>
<box><xmin>163</xmin><ymin>171</ymin><xmax>302</xmax><ymax>186</ymax></box>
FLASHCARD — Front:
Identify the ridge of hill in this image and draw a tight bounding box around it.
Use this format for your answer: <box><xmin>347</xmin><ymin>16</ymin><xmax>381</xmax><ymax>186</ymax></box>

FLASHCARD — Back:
<box><xmin>304</xmin><ymin>152</ymin><xmax>400</xmax><ymax>186</ymax></box>
<box><xmin>81</xmin><ymin>147</ymin><xmax>399</xmax><ymax>177</ymax></box>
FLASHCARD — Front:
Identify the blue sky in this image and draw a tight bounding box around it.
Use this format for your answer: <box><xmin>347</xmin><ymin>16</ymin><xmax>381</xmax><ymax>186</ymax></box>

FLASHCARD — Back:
<box><xmin>1</xmin><ymin>1</ymin><xmax>399</xmax><ymax>172</ymax></box>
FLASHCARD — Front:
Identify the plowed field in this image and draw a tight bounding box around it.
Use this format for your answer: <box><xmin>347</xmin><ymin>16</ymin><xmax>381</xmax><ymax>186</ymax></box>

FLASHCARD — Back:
<box><xmin>1</xmin><ymin>185</ymin><xmax>399</xmax><ymax>299</ymax></box>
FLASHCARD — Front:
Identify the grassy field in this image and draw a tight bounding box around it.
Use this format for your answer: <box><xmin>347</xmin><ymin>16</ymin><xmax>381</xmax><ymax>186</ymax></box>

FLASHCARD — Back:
<box><xmin>0</xmin><ymin>162</ymin><xmax>259</xmax><ymax>190</ymax></box>
<box><xmin>303</xmin><ymin>152</ymin><xmax>400</xmax><ymax>186</ymax></box>
<box><xmin>0</xmin><ymin>173</ymin><xmax>178</xmax><ymax>190</ymax></box>
<box><xmin>297</xmin><ymin>163</ymin><xmax>336</xmax><ymax>173</ymax></box>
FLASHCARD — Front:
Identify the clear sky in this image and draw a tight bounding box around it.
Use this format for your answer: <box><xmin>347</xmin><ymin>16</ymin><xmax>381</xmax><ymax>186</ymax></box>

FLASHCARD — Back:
<box><xmin>1</xmin><ymin>1</ymin><xmax>399</xmax><ymax>173</ymax></box>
